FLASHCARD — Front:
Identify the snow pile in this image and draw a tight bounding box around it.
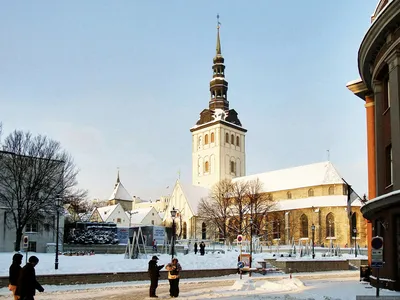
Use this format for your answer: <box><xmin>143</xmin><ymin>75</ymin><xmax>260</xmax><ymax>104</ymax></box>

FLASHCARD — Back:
<box><xmin>258</xmin><ymin>278</ymin><xmax>304</xmax><ymax>292</ymax></box>
<box><xmin>230</xmin><ymin>279</ymin><xmax>257</xmax><ymax>291</ymax></box>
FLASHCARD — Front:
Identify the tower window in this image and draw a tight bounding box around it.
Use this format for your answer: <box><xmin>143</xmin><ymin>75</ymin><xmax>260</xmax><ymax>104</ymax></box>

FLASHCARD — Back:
<box><xmin>230</xmin><ymin>161</ymin><xmax>236</xmax><ymax>174</ymax></box>
<box><xmin>225</xmin><ymin>133</ymin><xmax>229</xmax><ymax>143</ymax></box>
<box><xmin>231</xmin><ymin>134</ymin><xmax>234</xmax><ymax>144</ymax></box>
<box><xmin>205</xmin><ymin>134</ymin><xmax>209</xmax><ymax>145</ymax></box>
<box><xmin>236</xmin><ymin>136</ymin><xmax>240</xmax><ymax>146</ymax></box>
<box><xmin>287</xmin><ymin>191</ymin><xmax>292</xmax><ymax>199</ymax></box>
<box><xmin>205</xmin><ymin>161</ymin><xmax>210</xmax><ymax>173</ymax></box>
<box><xmin>211</xmin><ymin>132</ymin><xmax>215</xmax><ymax>143</ymax></box>
<box><xmin>328</xmin><ymin>186</ymin><xmax>334</xmax><ymax>195</ymax></box>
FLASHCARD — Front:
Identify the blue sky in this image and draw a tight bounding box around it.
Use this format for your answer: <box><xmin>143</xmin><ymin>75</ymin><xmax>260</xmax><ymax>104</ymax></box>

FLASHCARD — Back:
<box><xmin>0</xmin><ymin>1</ymin><xmax>377</xmax><ymax>200</ymax></box>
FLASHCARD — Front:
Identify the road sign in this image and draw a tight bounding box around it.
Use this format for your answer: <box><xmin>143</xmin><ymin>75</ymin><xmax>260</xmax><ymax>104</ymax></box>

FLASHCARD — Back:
<box><xmin>237</xmin><ymin>235</ymin><xmax>243</xmax><ymax>243</ymax></box>
<box><xmin>371</xmin><ymin>236</ymin><xmax>383</xmax><ymax>267</ymax></box>
<box><xmin>237</xmin><ymin>261</ymin><xmax>244</xmax><ymax>269</ymax></box>
<box><xmin>23</xmin><ymin>236</ymin><xmax>29</xmax><ymax>249</ymax></box>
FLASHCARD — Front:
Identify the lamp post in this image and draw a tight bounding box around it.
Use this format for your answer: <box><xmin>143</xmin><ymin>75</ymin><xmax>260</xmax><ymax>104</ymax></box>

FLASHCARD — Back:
<box><xmin>55</xmin><ymin>194</ymin><xmax>62</xmax><ymax>270</ymax></box>
<box><xmin>353</xmin><ymin>227</ymin><xmax>357</xmax><ymax>257</ymax></box>
<box><xmin>311</xmin><ymin>224</ymin><xmax>315</xmax><ymax>259</ymax></box>
<box><xmin>249</xmin><ymin>219</ymin><xmax>253</xmax><ymax>273</ymax></box>
<box><xmin>170</xmin><ymin>207</ymin><xmax>177</xmax><ymax>259</ymax></box>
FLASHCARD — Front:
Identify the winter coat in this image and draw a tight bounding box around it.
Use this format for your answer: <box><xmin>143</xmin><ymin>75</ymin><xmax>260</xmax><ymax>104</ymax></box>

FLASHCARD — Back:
<box><xmin>15</xmin><ymin>263</ymin><xmax>43</xmax><ymax>298</ymax></box>
<box><xmin>9</xmin><ymin>263</ymin><xmax>21</xmax><ymax>286</ymax></box>
<box><xmin>165</xmin><ymin>262</ymin><xmax>182</xmax><ymax>280</ymax></box>
<box><xmin>148</xmin><ymin>260</ymin><xmax>164</xmax><ymax>280</ymax></box>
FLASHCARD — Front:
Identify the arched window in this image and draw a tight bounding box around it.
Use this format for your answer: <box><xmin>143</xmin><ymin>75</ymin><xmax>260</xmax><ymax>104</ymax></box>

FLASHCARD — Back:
<box><xmin>273</xmin><ymin>220</ymin><xmax>280</xmax><ymax>239</ymax></box>
<box><xmin>198</xmin><ymin>136</ymin><xmax>202</xmax><ymax>148</ymax></box>
<box><xmin>204</xmin><ymin>161</ymin><xmax>209</xmax><ymax>173</ymax></box>
<box><xmin>300</xmin><ymin>214</ymin><xmax>309</xmax><ymax>238</ymax></box>
<box><xmin>236</xmin><ymin>136</ymin><xmax>240</xmax><ymax>146</ymax></box>
<box><xmin>183</xmin><ymin>222</ymin><xmax>187</xmax><ymax>239</ymax></box>
<box><xmin>351</xmin><ymin>212</ymin><xmax>357</xmax><ymax>237</ymax></box>
<box><xmin>202</xmin><ymin>222</ymin><xmax>207</xmax><ymax>239</ymax></box>
<box><xmin>230</xmin><ymin>161</ymin><xmax>236</xmax><ymax>173</ymax></box>
<box><xmin>231</xmin><ymin>134</ymin><xmax>234</xmax><ymax>144</ymax></box>
<box><xmin>326</xmin><ymin>213</ymin><xmax>335</xmax><ymax>237</ymax></box>
<box><xmin>211</xmin><ymin>132</ymin><xmax>215</xmax><ymax>143</ymax></box>
<box><xmin>328</xmin><ymin>186</ymin><xmax>334</xmax><ymax>195</ymax></box>
<box><xmin>204</xmin><ymin>134</ymin><xmax>209</xmax><ymax>145</ymax></box>
<box><xmin>287</xmin><ymin>191</ymin><xmax>292</xmax><ymax>199</ymax></box>
<box><xmin>225</xmin><ymin>133</ymin><xmax>229</xmax><ymax>143</ymax></box>
<box><xmin>308</xmin><ymin>188</ymin><xmax>314</xmax><ymax>197</ymax></box>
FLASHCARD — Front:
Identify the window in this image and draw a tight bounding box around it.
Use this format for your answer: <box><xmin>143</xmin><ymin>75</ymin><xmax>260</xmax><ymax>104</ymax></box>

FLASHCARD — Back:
<box><xmin>183</xmin><ymin>222</ymin><xmax>187</xmax><ymax>239</ymax></box>
<box><xmin>225</xmin><ymin>133</ymin><xmax>229</xmax><ymax>143</ymax></box>
<box><xmin>230</xmin><ymin>161</ymin><xmax>236</xmax><ymax>174</ymax></box>
<box><xmin>211</xmin><ymin>132</ymin><xmax>215</xmax><ymax>143</ymax></box>
<box><xmin>26</xmin><ymin>222</ymin><xmax>38</xmax><ymax>233</ymax></box>
<box><xmin>351</xmin><ymin>212</ymin><xmax>357</xmax><ymax>237</ymax></box>
<box><xmin>44</xmin><ymin>224</ymin><xmax>50</xmax><ymax>232</ymax></box>
<box><xmin>385</xmin><ymin>144</ymin><xmax>393</xmax><ymax>187</ymax></box>
<box><xmin>151</xmin><ymin>220</ymin><xmax>154</xmax><ymax>225</ymax></box>
<box><xmin>328</xmin><ymin>186</ymin><xmax>334</xmax><ymax>195</ymax></box>
<box><xmin>287</xmin><ymin>191</ymin><xmax>292</xmax><ymax>199</ymax></box>
<box><xmin>326</xmin><ymin>213</ymin><xmax>335</xmax><ymax>237</ymax></box>
<box><xmin>202</xmin><ymin>222</ymin><xmax>207</xmax><ymax>239</ymax></box>
<box><xmin>204</xmin><ymin>161</ymin><xmax>209</xmax><ymax>173</ymax></box>
<box><xmin>28</xmin><ymin>241</ymin><xmax>36</xmax><ymax>252</ymax></box>
<box><xmin>204</xmin><ymin>134</ymin><xmax>209</xmax><ymax>145</ymax></box>
<box><xmin>116</xmin><ymin>218</ymin><xmax>121</xmax><ymax>223</ymax></box>
<box><xmin>308</xmin><ymin>189</ymin><xmax>314</xmax><ymax>197</ymax></box>
<box><xmin>231</xmin><ymin>134</ymin><xmax>234</xmax><ymax>144</ymax></box>
<box><xmin>272</xmin><ymin>220</ymin><xmax>280</xmax><ymax>239</ymax></box>
<box><xmin>236</xmin><ymin>136</ymin><xmax>240</xmax><ymax>146</ymax></box>
<box><xmin>300</xmin><ymin>214</ymin><xmax>308</xmax><ymax>238</ymax></box>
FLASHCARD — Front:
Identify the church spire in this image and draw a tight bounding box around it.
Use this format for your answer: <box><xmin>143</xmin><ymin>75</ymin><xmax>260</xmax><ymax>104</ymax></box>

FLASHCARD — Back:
<box><xmin>115</xmin><ymin>168</ymin><xmax>120</xmax><ymax>188</ymax></box>
<box><xmin>209</xmin><ymin>14</ymin><xmax>229</xmax><ymax>111</ymax></box>
<box><xmin>216</xmin><ymin>14</ymin><xmax>221</xmax><ymax>56</ymax></box>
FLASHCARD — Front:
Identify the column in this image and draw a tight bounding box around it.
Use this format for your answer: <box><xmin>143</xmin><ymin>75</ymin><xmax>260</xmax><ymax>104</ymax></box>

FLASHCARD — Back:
<box><xmin>387</xmin><ymin>50</ymin><xmax>400</xmax><ymax>190</ymax></box>
<box><xmin>373</xmin><ymin>81</ymin><xmax>385</xmax><ymax>195</ymax></box>
<box><xmin>365</xmin><ymin>94</ymin><xmax>375</xmax><ymax>265</ymax></box>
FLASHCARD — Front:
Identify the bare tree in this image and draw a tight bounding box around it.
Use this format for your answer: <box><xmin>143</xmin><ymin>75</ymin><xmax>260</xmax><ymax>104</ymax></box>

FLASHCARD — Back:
<box><xmin>0</xmin><ymin>130</ymin><xmax>86</xmax><ymax>251</ymax></box>
<box><xmin>64</xmin><ymin>195</ymin><xmax>91</xmax><ymax>223</ymax></box>
<box><xmin>198</xmin><ymin>179</ymin><xmax>233</xmax><ymax>241</ymax></box>
<box><xmin>226</xmin><ymin>180</ymin><xmax>249</xmax><ymax>239</ymax></box>
<box><xmin>245</xmin><ymin>179</ymin><xmax>276</xmax><ymax>237</ymax></box>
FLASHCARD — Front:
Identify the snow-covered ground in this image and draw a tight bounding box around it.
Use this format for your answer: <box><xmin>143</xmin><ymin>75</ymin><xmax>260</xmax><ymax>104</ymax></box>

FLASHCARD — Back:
<box><xmin>1</xmin><ymin>250</ymin><xmax>399</xmax><ymax>299</ymax></box>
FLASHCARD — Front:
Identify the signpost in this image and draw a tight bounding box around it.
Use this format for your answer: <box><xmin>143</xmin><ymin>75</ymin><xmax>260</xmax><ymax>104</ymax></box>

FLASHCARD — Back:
<box><xmin>23</xmin><ymin>236</ymin><xmax>29</xmax><ymax>264</ymax></box>
<box><xmin>237</xmin><ymin>235</ymin><xmax>243</xmax><ymax>279</ymax></box>
<box><xmin>371</xmin><ymin>236</ymin><xmax>384</xmax><ymax>297</ymax></box>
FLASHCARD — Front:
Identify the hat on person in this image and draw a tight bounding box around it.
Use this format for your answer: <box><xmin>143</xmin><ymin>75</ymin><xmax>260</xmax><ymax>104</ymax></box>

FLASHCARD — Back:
<box><xmin>152</xmin><ymin>255</ymin><xmax>159</xmax><ymax>260</ymax></box>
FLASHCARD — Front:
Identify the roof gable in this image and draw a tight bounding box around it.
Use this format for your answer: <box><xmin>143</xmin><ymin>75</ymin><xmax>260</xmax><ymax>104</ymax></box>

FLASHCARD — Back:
<box><xmin>127</xmin><ymin>207</ymin><xmax>160</xmax><ymax>224</ymax></box>
<box><xmin>109</xmin><ymin>182</ymin><xmax>132</xmax><ymax>201</ymax></box>
<box><xmin>96</xmin><ymin>204</ymin><xmax>119</xmax><ymax>221</ymax></box>
<box><xmin>178</xmin><ymin>181</ymin><xmax>210</xmax><ymax>215</ymax></box>
<box><xmin>233</xmin><ymin>161</ymin><xmax>344</xmax><ymax>193</ymax></box>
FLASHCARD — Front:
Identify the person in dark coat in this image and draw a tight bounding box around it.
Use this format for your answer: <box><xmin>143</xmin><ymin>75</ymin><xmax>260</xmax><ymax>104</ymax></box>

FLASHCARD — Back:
<box><xmin>148</xmin><ymin>255</ymin><xmax>164</xmax><ymax>298</ymax></box>
<box><xmin>15</xmin><ymin>256</ymin><xmax>44</xmax><ymax>300</ymax></box>
<box><xmin>199</xmin><ymin>241</ymin><xmax>205</xmax><ymax>256</ymax></box>
<box><xmin>194</xmin><ymin>242</ymin><xmax>198</xmax><ymax>255</ymax></box>
<box><xmin>9</xmin><ymin>253</ymin><xmax>23</xmax><ymax>300</ymax></box>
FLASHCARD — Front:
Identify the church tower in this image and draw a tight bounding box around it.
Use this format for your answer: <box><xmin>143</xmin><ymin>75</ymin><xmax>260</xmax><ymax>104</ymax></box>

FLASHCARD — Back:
<box><xmin>190</xmin><ymin>16</ymin><xmax>247</xmax><ymax>188</ymax></box>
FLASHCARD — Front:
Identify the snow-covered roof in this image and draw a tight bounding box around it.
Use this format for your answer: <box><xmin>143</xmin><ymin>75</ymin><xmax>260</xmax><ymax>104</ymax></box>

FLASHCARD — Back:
<box><xmin>179</xmin><ymin>182</ymin><xmax>210</xmax><ymax>215</ymax></box>
<box><xmin>96</xmin><ymin>204</ymin><xmax>119</xmax><ymax>222</ymax></box>
<box><xmin>109</xmin><ymin>182</ymin><xmax>133</xmax><ymax>201</ymax></box>
<box><xmin>272</xmin><ymin>195</ymin><xmax>362</xmax><ymax>212</ymax></box>
<box><xmin>233</xmin><ymin>161</ymin><xmax>344</xmax><ymax>193</ymax></box>
<box><xmin>126</xmin><ymin>207</ymin><xmax>157</xmax><ymax>224</ymax></box>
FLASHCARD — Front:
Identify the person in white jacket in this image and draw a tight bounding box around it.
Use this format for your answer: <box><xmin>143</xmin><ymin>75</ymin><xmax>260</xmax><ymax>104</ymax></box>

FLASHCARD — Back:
<box><xmin>165</xmin><ymin>258</ymin><xmax>182</xmax><ymax>298</ymax></box>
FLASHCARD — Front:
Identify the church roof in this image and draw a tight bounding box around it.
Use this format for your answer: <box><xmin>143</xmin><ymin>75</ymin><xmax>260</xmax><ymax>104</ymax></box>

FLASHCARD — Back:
<box><xmin>109</xmin><ymin>182</ymin><xmax>133</xmax><ymax>201</ymax></box>
<box><xmin>126</xmin><ymin>207</ymin><xmax>160</xmax><ymax>224</ymax></box>
<box><xmin>273</xmin><ymin>195</ymin><xmax>362</xmax><ymax>211</ymax></box>
<box><xmin>179</xmin><ymin>182</ymin><xmax>210</xmax><ymax>215</ymax></box>
<box><xmin>233</xmin><ymin>161</ymin><xmax>344</xmax><ymax>193</ymax></box>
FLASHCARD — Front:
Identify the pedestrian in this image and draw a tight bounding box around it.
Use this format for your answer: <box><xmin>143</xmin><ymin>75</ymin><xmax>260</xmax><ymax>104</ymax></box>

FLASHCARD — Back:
<box><xmin>165</xmin><ymin>258</ymin><xmax>182</xmax><ymax>298</ymax></box>
<box><xmin>200</xmin><ymin>241</ymin><xmax>205</xmax><ymax>256</ymax></box>
<box><xmin>15</xmin><ymin>255</ymin><xmax>44</xmax><ymax>300</ymax></box>
<box><xmin>152</xmin><ymin>239</ymin><xmax>157</xmax><ymax>252</ymax></box>
<box><xmin>148</xmin><ymin>255</ymin><xmax>164</xmax><ymax>298</ymax></box>
<box><xmin>8</xmin><ymin>253</ymin><xmax>23</xmax><ymax>300</ymax></box>
<box><xmin>194</xmin><ymin>242</ymin><xmax>198</xmax><ymax>255</ymax></box>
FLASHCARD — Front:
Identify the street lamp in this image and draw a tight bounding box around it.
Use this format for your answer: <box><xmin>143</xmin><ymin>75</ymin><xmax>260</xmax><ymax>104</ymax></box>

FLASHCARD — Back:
<box><xmin>55</xmin><ymin>194</ymin><xmax>62</xmax><ymax>270</ymax></box>
<box><xmin>170</xmin><ymin>207</ymin><xmax>177</xmax><ymax>259</ymax></box>
<box><xmin>353</xmin><ymin>227</ymin><xmax>357</xmax><ymax>257</ymax></box>
<box><xmin>249</xmin><ymin>219</ymin><xmax>253</xmax><ymax>272</ymax></box>
<box><xmin>311</xmin><ymin>224</ymin><xmax>315</xmax><ymax>259</ymax></box>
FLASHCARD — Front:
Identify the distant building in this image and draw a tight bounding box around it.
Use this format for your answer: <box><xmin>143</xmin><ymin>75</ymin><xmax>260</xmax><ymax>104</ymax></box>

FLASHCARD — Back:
<box><xmin>126</xmin><ymin>207</ymin><xmax>163</xmax><ymax>227</ymax></box>
<box><xmin>107</xmin><ymin>171</ymin><xmax>134</xmax><ymax>211</ymax></box>
<box><xmin>89</xmin><ymin>203</ymin><xmax>130</xmax><ymax>228</ymax></box>
<box><xmin>347</xmin><ymin>0</ymin><xmax>400</xmax><ymax>291</ymax></box>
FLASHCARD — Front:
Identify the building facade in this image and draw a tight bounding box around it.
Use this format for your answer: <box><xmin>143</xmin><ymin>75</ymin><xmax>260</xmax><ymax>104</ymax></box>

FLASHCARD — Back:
<box><xmin>347</xmin><ymin>0</ymin><xmax>400</xmax><ymax>291</ymax></box>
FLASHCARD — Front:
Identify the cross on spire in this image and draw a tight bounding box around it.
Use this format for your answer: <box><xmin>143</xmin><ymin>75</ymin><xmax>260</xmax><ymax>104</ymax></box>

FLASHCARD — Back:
<box><xmin>216</xmin><ymin>14</ymin><xmax>222</xmax><ymax>55</ymax></box>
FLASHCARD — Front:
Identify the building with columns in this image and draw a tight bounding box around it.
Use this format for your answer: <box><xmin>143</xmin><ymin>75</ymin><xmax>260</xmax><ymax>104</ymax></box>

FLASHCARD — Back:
<box><xmin>347</xmin><ymin>0</ymin><xmax>400</xmax><ymax>291</ymax></box>
<box><xmin>163</xmin><ymin>19</ymin><xmax>366</xmax><ymax>249</ymax></box>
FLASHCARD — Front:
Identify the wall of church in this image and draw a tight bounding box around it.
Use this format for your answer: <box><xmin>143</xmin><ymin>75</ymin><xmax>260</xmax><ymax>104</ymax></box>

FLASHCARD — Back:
<box><xmin>267</xmin><ymin>184</ymin><xmax>347</xmax><ymax>201</ymax></box>
<box><xmin>192</xmin><ymin>123</ymin><xmax>246</xmax><ymax>188</ymax></box>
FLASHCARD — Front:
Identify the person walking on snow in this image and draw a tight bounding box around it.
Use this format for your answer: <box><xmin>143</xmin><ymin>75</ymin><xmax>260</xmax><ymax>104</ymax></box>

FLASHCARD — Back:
<box><xmin>194</xmin><ymin>242</ymin><xmax>198</xmax><ymax>255</ymax></box>
<box><xmin>148</xmin><ymin>255</ymin><xmax>164</xmax><ymax>298</ymax></box>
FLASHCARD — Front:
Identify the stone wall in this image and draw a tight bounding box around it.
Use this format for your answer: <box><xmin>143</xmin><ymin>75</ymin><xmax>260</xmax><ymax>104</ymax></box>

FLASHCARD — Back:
<box><xmin>0</xmin><ymin>268</ymin><xmax>237</xmax><ymax>288</ymax></box>
<box><xmin>265</xmin><ymin>258</ymin><xmax>352</xmax><ymax>273</ymax></box>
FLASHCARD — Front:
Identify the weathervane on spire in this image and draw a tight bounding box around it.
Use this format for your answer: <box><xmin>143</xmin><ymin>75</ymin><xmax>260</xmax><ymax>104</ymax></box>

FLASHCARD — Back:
<box><xmin>216</xmin><ymin>14</ymin><xmax>222</xmax><ymax>55</ymax></box>
<box><xmin>217</xmin><ymin>13</ymin><xmax>221</xmax><ymax>29</ymax></box>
